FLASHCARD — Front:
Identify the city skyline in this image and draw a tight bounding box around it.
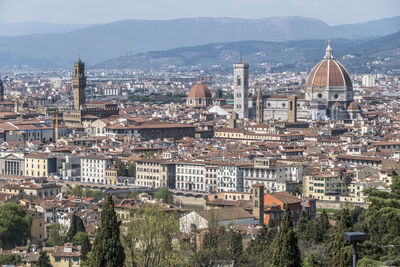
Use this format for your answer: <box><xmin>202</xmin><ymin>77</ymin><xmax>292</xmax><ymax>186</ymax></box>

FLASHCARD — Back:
<box><xmin>0</xmin><ymin>0</ymin><xmax>399</xmax><ymax>25</ymax></box>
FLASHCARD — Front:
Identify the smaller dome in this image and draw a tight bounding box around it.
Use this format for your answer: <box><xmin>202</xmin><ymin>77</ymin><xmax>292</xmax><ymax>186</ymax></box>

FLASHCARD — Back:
<box><xmin>333</xmin><ymin>102</ymin><xmax>342</xmax><ymax>107</ymax></box>
<box><xmin>188</xmin><ymin>83</ymin><xmax>212</xmax><ymax>99</ymax></box>
<box><xmin>347</xmin><ymin>101</ymin><xmax>360</xmax><ymax>111</ymax></box>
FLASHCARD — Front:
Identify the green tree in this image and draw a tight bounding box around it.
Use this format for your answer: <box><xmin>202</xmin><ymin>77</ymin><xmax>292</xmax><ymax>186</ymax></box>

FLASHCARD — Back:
<box><xmin>37</xmin><ymin>251</ymin><xmax>52</xmax><ymax>267</ymax></box>
<box><xmin>46</xmin><ymin>223</ymin><xmax>68</xmax><ymax>246</ymax></box>
<box><xmin>116</xmin><ymin>159</ymin><xmax>128</xmax><ymax>176</ymax></box>
<box><xmin>67</xmin><ymin>213</ymin><xmax>86</xmax><ymax>242</ymax></box>
<box><xmin>154</xmin><ymin>187</ymin><xmax>173</xmax><ymax>204</ymax></box>
<box><xmin>292</xmin><ymin>186</ymin><xmax>303</xmax><ymax>196</ymax></box>
<box><xmin>271</xmin><ymin>205</ymin><xmax>301</xmax><ymax>267</ymax></box>
<box><xmin>0</xmin><ymin>254</ymin><xmax>21</xmax><ymax>265</ymax></box>
<box><xmin>0</xmin><ymin>203</ymin><xmax>31</xmax><ymax>249</ymax></box>
<box><xmin>122</xmin><ymin>205</ymin><xmax>188</xmax><ymax>267</ymax></box>
<box><xmin>331</xmin><ymin>206</ymin><xmax>352</xmax><ymax>267</ymax></box>
<box><xmin>73</xmin><ymin>232</ymin><xmax>91</xmax><ymax>261</ymax></box>
<box><xmin>71</xmin><ymin>185</ymin><xmax>83</xmax><ymax>196</ymax></box>
<box><xmin>90</xmin><ymin>194</ymin><xmax>125</xmax><ymax>267</ymax></box>
<box><xmin>128</xmin><ymin>190</ymin><xmax>141</xmax><ymax>199</ymax></box>
<box><xmin>191</xmin><ymin>210</ymin><xmax>225</xmax><ymax>266</ymax></box>
<box><xmin>81</xmin><ymin>251</ymin><xmax>92</xmax><ymax>267</ymax></box>
<box><xmin>302</xmin><ymin>253</ymin><xmax>322</xmax><ymax>267</ymax></box>
<box><xmin>225</xmin><ymin>229</ymin><xmax>243</xmax><ymax>266</ymax></box>
<box><xmin>245</xmin><ymin>223</ymin><xmax>277</xmax><ymax>266</ymax></box>
<box><xmin>312</xmin><ymin>209</ymin><xmax>330</xmax><ymax>243</ymax></box>
<box><xmin>83</xmin><ymin>188</ymin><xmax>103</xmax><ymax>199</ymax></box>
<box><xmin>295</xmin><ymin>210</ymin><xmax>311</xmax><ymax>241</ymax></box>
<box><xmin>127</xmin><ymin>162</ymin><xmax>136</xmax><ymax>177</ymax></box>
<box><xmin>144</xmin><ymin>151</ymin><xmax>155</xmax><ymax>158</ymax></box>
<box><xmin>360</xmin><ymin>174</ymin><xmax>400</xmax><ymax>264</ymax></box>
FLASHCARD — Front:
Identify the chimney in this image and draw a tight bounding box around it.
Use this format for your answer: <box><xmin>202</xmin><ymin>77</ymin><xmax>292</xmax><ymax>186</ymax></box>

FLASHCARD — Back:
<box><xmin>252</xmin><ymin>183</ymin><xmax>265</xmax><ymax>225</ymax></box>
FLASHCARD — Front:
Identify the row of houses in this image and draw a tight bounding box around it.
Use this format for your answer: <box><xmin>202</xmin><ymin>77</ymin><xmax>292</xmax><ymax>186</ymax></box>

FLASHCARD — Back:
<box><xmin>135</xmin><ymin>156</ymin><xmax>303</xmax><ymax>194</ymax></box>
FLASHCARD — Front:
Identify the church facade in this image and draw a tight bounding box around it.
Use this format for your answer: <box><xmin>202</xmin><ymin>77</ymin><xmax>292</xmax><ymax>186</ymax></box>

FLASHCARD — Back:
<box><xmin>236</xmin><ymin>41</ymin><xmax>361</xmax><ymax>122</ymax></box>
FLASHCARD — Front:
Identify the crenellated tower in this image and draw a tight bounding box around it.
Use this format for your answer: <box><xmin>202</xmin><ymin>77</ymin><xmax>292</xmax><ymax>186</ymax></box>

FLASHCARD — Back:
<box><xmin>72</xmin><ymin>57</ymin><xmax>86</xmax><ymax>110</ymax></box>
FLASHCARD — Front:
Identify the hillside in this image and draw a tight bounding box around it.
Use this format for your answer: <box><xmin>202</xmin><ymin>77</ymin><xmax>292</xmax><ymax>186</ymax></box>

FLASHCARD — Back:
<box><xmin>0</xmin><ymin>16</ymin><xmax>399</xmax><ymax>68</ymax></box>
<box><xmin>96</xmin><ymin>32</ymin><xmax>400</xmax><ymax>73</ymax></box>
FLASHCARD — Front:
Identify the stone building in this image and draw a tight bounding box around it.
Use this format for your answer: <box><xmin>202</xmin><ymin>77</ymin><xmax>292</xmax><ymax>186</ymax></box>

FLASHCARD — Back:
<box><xmin>135</xmin><ymin>158</ymin><xmax>176</xmax><ymax>188</ymax></box>
<box><xmin>233</xmin><ymin>62</ymin><xmax>249</xmax><ymax>119</ymax></box>
<box><xmin>80</xmin><ymin>155</ymin><xmax>112</xmax><ymax>184</ymax></box>
<box><xmin>186</xmin><ymin>83</ymin><xmax>213</xmax><ymax>108</ymax></box>
<box><xmin>240</xmin><ymin>41</ymin><xmax>362</xmax><ymax>122</ymax></box>
<box><xmin>24</xmin><ymin>153</ymin><xmax>57</xmax><ymax>178</ymax></box>
<box><xmin>63</xmin><ymin>58</ymin><xmax>119</xmax><ymax>126</ymax></box>
<box><xmin>0</xmin><ymin>151</ymin><xmax>25</xmax><ymax>176</ymax></box>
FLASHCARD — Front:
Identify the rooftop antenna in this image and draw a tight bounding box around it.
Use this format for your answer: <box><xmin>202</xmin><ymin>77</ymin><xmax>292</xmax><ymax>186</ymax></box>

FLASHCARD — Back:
<box><xmin>240</xmin><ymin>52</ymin><xmax>243</xmax><ymax>63</ymax></box>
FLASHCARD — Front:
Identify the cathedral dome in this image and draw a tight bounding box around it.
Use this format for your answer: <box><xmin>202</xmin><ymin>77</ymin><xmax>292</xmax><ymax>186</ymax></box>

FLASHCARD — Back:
<box><xmin>347</xmin><ymin>101</ymin><xmax>360</xmax><ymax>111</ymax></box>
<box><xmin>188</xmin><ymin>84</ymin><xmax>212</xmax><ymax>99</ymax></box>
<box><xmin>306</xmin><ymin>41</ymin><xmax>352</xmax><ymax>89</ymax></box>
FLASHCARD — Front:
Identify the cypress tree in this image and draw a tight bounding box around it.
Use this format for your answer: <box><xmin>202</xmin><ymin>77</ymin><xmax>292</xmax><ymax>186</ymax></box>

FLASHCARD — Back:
<box><xmin>67</xmin><ymin>213</ymin><xmax>86</xmax><ymax>242</ymax></box>
<box><xmin>246</xmin><ymin>224</ymin><xmax>273</xmax><ymax>266</ymax></box>
<box><xmin>80</xmin><ymin>234</ymin><xmax>91</xmax><ymax>261</ymax></box>
<box><xmin>331</xmin><ymin>206</ymin><xmax>352</xmax><ymax>267</ymax></box>
<box><xmin>268</xmin><ymin>217</ymin><xmax>275</xmax><ymax>228</ymax></box>
<box><xmin>90</xmin><ymin>194</ymin><xmax>125</xmax><ymax>267</ymax></box>
<box><xmin>37</xmin><ymin>251</ymin><xmax>52</xmax><ymax>267</ymax></box>
<box><xmin>226</xmin><ymin>230</ymin><xmax>243</xmax><ymax>266</ymax></box>
<box><xmin>295</xmin><ymin>210</ymin><xmax>310</xmax><ymax>241</ymax></box>
<box><xmin>312</xmin><ymin>209</ymin><xmax>330</xmax><ymax>243</ymax></box>
<box><xmin>271</xmin><ymin>205</ymin><xmax>301</xmax><ymax>267</ymax></box>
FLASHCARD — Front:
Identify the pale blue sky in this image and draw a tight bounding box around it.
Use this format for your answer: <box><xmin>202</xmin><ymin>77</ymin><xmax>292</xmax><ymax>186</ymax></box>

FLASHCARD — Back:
<box><xmin>0</xmin><ymin>0</ymin><xmax>399</xmax><ymax>25</ymax></box>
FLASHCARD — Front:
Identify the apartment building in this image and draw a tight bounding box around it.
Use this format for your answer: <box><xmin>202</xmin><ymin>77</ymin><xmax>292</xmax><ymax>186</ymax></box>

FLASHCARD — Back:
<box><xmin>175</xmin><ymin>161</ymin><xmax>206</xmax><ymax>192</ymax></box>
<box><xmin>25</xmin><ymin>153</ymin><xmax>57</xmax><ymax>178</ymax></box>
<box><xmin>216</xmin><ymin>162</ymin><xmax>244</xmax><ymax>192</ymax></box>
<box><xmin>135</xmin><ymin>158</ymin><xmax>175</xmax><ymax>188</ymax></box>
<box><xmin>205</xmin><ymin>163</ymin><xmax>218</xmax><ymax>193</ymax></box>
<box><xmin>303</xmin><ymin>173</ymin><xmax>343</xmax><ymax>199</ymax></box>
<box><xmin>242</xmin><ymin>157</ymin><xmax>281</xmax><ymax>193</ymax></box>
<box><xmin>80</xmin><ymin>155</ymin><xmax>112</xmax><ymax>184</ymax></box>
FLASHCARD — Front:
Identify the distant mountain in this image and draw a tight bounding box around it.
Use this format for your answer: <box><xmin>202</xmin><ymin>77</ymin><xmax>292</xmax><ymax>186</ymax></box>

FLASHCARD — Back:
<box><xmin>0</xmin><ymin>16</ymin><xmax>399</xmax><ymax>68</ymax></box>
<box><xmin>96</xmin><ymin>31</ymin><xmax>400</xmax><ymax>74</ymax></box>
<box><xmin>340</xmin><ymin>31</ymin><xmax>400</xmax><ymax>73</ymax></box>
<box><xmin>0</xmin><ymin>22</ymin><xmax>92</xmax><ymax>36</ymax></box>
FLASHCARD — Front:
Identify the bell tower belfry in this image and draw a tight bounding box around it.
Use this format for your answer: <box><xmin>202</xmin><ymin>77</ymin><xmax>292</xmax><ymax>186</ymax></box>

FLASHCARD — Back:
<box><xmin>72</xmin><ymin>57</ymin><xmax>86</xmax><ymax>110</ymax></box>
<box><xmin>256</xmin><ymin>86</ymin><xmax>264</xmax><ymax>124</ymax></box>
<box><xmin>233</xmin><ymin>62</ymin><xmax>249</xmax><ymax>119</ymax></box>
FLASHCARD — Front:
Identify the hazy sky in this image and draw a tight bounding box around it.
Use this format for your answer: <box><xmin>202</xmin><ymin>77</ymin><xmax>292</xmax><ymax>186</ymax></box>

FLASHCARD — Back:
<box><xmin>0</xmin><ymin>0</ymin><xmax>399</xmax><ymax>25</ymax></box>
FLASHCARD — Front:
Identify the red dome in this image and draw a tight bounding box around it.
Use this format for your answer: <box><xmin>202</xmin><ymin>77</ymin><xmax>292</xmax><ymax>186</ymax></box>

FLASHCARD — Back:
<box><xmin>188</xmin><ymin>84</ymin><xmax>212</xmax><ymax>98</ymax></box>
<box><xmin>306</xmin><ymin>41</ymin><xmax>352</xmax><ymax>89</ymax></box>
<box><xmin>306</xmin><ymin>60</ymin><xmax>352</xmax><ymax>88</ymax></box>
<box><xmin>347</xmin><ymin>101</ymin><xmax>360</xmax><ymax>111</ymax></box>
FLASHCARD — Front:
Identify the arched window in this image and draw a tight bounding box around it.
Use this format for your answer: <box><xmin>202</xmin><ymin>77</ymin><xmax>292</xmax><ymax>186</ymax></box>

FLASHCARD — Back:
<box><xmin>237</xmin><ymin>76</ymin><xmax>241</xmax><ymax>86</ymax></box>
